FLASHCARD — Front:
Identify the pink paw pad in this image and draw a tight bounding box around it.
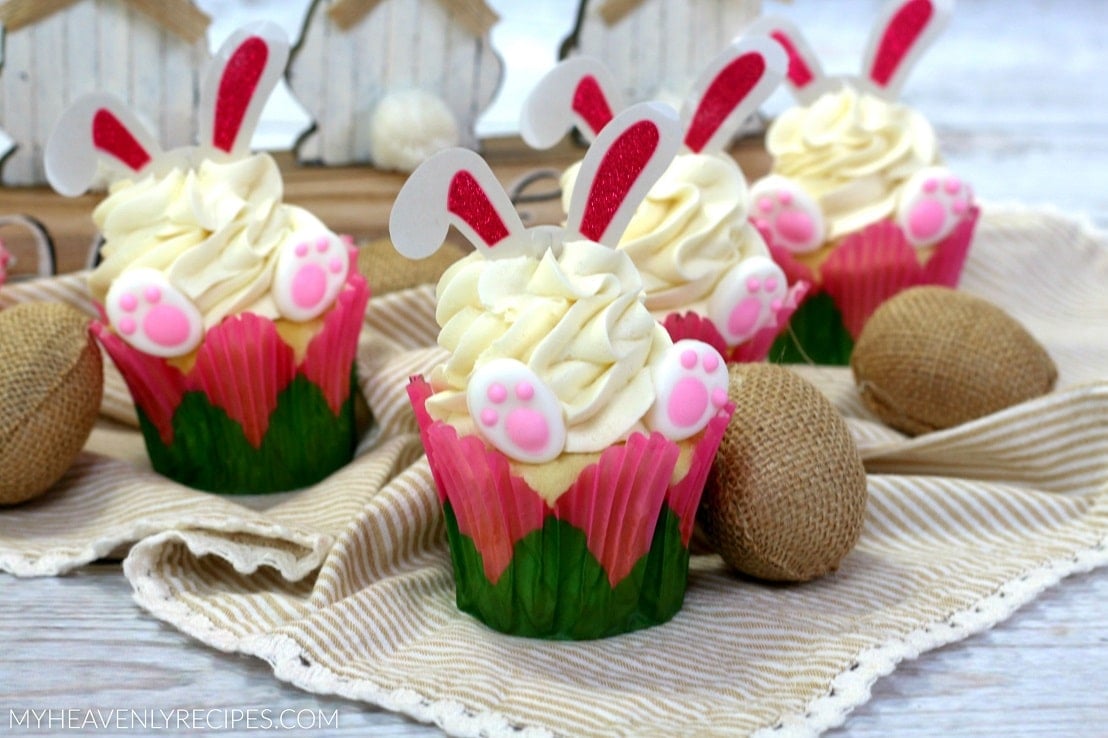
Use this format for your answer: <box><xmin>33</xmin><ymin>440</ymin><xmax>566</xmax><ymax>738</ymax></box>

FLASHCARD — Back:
<box><xmin>749</xmin><ymin>175</ymin><xmax>825</xmax><ymax>254</ymax></box>
<box><xmin>708</xmin><ymin>256</ymin><xmax>789</xmax><ymax>345</ymax></box>
<box><xmin>647</xmin><ymin>339</ymin><xmax>729</xmax><ymax>441</ymax></box>
<box><xmin>104</xmin><ymin>267</ymin><xmax>203</xmax><ymax>357</ymax></box>
<box><xmin>467</xmin><ymin>358</ymin><xmax>566</xmax><ymax>463</ymax></box>
<box><xmin>273</xmin><ymin>233</ymin><xmax>350</xmax><ymax>321</ymax></box>
<box><xmin>897</xmin><ymin>166</ymin><xmax>974</xmax><ymax>248</ymax></box>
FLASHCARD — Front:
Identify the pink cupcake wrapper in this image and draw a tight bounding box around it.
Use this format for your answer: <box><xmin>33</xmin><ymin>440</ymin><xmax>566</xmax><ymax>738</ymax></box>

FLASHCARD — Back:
<box><xmin>95</xmin><ymin>271</ymin><xmax>369</xmax><ymax>447</ymax></box>
<box><xmin>765</xmin><ymin>207</ymin><xmax>980</xmax><ymax>338</ymax></box>
<box><xmin>408</xmin><ymin>377</ymin><xmax>734</xmax><ymax>587</ymax></box>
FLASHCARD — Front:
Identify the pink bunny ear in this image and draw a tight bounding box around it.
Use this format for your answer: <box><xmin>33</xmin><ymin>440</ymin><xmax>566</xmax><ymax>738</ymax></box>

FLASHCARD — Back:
<box><xmin>44</xmin><ymin>93</ymin><xmax>163</xmax><ymax>197</ymax></box>
<box><xmin>861</xmin><ymin>0</ymin><xmax>953</xmax><ymax>98</ymax></box>
<box><xmin>681</xmin><ymin>35</ymin><xmax>786</xmax><ymax>154</ymax></box>
<box><xmin>745</xmin><ymin>17</ymin><xmax>832</xmax><ymax>105</ymax></box>
<box><xmin>199</xmin><ymin>22</ymin><xmax>290</xmax><ymax>157</ymax></box>
<box><xmin>389</xmin><ymin>147</ymin><xmax>526</xmax><ymax>260</ymax></box>
<box><xmin>520</xmin><ymin>56</ymin><xmax>623</xmax><ymax>148</ymax></box>
<box><xmin>564</xmin><ymin>102</ymin><xmax>681</xmax><ymax>247</ymax></box>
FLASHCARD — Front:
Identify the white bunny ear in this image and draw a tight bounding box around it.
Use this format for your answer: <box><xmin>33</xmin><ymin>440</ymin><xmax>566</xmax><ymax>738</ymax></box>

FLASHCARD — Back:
<box><xmin>45</xmin><ymin>93</ymin><xmax>163</xmax><ymax>197</ymax></box>
<box><xmin>199</xmin><ymin>22</ymin><xmax>290</xmax><ymax>157</ymax></box>
<box><xmin>745</xmin><ymin>16</ymin><xmax>834</xmax><ymax>105</ymax></box>
<box><xmin>521</xmin><ymin>56</ymin><xmax>623</xmax><ymax>148</ymax></box>
<box><xmin>389</xmin><ymin>147</ymin><xmax>526</xmax><ymax>260</ymax></box>
<box><xmin>681</xmin><ymin>35</ymin><xmax>786</xmax><ymax>154</ymax></box>
<box><xmin>860</xmin><ymin>0</ymin><xmax>953</xmax><ymax>99</ymax></box>
<box><xmin>565</xmin><ymin>102</ymin><xmax>681</xmax><ymax>247</ymax></box>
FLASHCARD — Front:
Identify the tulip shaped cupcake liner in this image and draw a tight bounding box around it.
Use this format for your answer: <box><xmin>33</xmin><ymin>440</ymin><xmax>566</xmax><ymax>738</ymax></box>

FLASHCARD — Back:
<box><xmin>94</xmin><ymin>272</ymin><xmax>369</xmax><ymax>493</ymax></box>
<box><xmin>763</xmin><ymin>208</ymin><xmax>979</xmax><ymax>365</ymax></box>
<box><xmin>408</xmin><ymin>377</ymin><xmax>733</xmax><ymax>640</ymax></box>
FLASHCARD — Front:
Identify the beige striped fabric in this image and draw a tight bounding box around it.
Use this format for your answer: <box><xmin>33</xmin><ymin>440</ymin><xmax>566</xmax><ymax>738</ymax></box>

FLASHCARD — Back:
<box><xmin>1</xmin><ymin>205</ymin><xmax>1106</xmax><ymax>737</ymax></box>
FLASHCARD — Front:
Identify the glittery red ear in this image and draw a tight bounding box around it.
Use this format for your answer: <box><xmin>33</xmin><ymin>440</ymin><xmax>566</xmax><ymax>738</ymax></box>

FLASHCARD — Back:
<box><xmin>564</xmin><ymin>102</ymin><xmax>681</xmax><ymax>247</ymax></box>
<box><xmin>520</xmin><ymin>56</ymin><xmax>623</xmax><ymax>149</ymax></box>
<box><xmin>746</xmin><ymin>17</ymin><xmax>830</xmax><ymax>105</ymax></box>
<box><xmin>389</xmin><ymin>148</ymin><xmax>526</xmax><ymax>259</ymax></box>
<box><xmin>45</xmin><ymin>93</ymin><xmax>162</xmax><ymax>197</ymax></box>
<box><xmin>862</xmin><ymin>0</ymin><xmax>952</xmax><ymax>98</ymax></box>
<box><xmin>681</xmin><ymin>36</ymin><xmax>786</xmax><ymax>153</ymax></box>
<box><xmin>199</xmin><ymin>22</ymin><xmax>290</xmax><ymax>157</ymax></box>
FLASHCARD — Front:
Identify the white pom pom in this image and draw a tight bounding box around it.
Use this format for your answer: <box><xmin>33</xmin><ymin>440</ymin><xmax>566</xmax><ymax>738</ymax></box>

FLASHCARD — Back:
<box><xmin>369</xmin><ymin>89</ymin><xmax>461</xmax><ymax>173</ymax></box>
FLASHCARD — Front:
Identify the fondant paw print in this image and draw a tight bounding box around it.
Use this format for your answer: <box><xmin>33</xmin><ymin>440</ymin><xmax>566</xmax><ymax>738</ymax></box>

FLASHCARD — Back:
<box><xmin>273</xmin><ymin>233</ymin><xmax>351</xmax><ymax>321</ymax></box>
<box><xmin>748</xmin><ymin>176</ymin><xmax>825</xmax><ymax>254</ymax></box>
<box><xmin>897</xmin><ymin>166</ymin><xmax>973</xmax><ymax>247</ymax></box>
<box><xmin>709</xmin><ymin>256</ymin><xmax>789</xmax><ymax>345</ymax></box>
<box><xmin>467</xmin><ymin>358</ymin><xmax>567</xmax><ymax>463</ymax></box>
<box><xmin>647</xmin><ymin>340</ymin><xmax>730</xmax><ymax>441</ymax></box>
<box><xmin>104</xmin><ymin>267</ymin><xmax>203</xmax><ymax>357</ymax></box>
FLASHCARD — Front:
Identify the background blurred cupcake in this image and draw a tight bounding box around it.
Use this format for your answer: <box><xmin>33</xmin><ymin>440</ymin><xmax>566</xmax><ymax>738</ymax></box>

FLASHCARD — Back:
<box><xmin>522</xmin><ymin>36</ymin><xmax>808</xmax><ymax>363</ymax></box>
<box><xmin>45</xmin><ymin>24</ymin><xmax>368</xmax><ymax>493</ymax></box>
<box><xmin>392</xmin><ymin>105</ymin><xmax>734</xmax><ymax>639</ymax></box>
<box><xmin>749</xmin><ymin>0</ymin><xmax>979</xmax><ymax>365</ymax></box>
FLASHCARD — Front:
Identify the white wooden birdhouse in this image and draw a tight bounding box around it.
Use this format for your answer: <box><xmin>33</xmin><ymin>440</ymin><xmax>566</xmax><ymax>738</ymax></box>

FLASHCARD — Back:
<box><xmin>0</xmin><ymin>0</ymin><xmax>212</xmax><ymax>185</ymax></box>
<box><xmin>289</xmin><ymin>0</ymin><xmax>503</xmax><ymax>166</ymax></box>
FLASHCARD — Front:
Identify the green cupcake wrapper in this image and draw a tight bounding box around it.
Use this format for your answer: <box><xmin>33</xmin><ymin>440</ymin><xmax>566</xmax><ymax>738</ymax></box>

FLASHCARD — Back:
<box><xmin>443</xmin><ymin>501</ymin><xmax>691</xmax><ymax>640</ymax></box>
<box><xmin>768</xmin><ymin>292</ymin><xmax>855</xmax><ymax>366</ymax></box>
<box><xmin>138</xmin><ymin>371</ymin><xmax>358</xmax><ymax>494</ymax></box>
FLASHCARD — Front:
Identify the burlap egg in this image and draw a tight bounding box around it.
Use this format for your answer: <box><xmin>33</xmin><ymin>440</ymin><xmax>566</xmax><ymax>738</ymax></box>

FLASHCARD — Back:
<box><xmin>357</xmin><ymin>237</ymin><xmax>468</xmax><ymax>295</ymax></box>
<box><xmin>0</xmin><ymin>302</ymin><xmax>103</xmax><ymax>505</ymax></box>
<box><xmin>699</xmin><ymin>363</ymin><xmax>868</xmax><ymax>582</ymax></box>
<box><xmin>851</xmin><ymin>286</ymin><xmax>1057</xmax><ymax>436</ymax></box>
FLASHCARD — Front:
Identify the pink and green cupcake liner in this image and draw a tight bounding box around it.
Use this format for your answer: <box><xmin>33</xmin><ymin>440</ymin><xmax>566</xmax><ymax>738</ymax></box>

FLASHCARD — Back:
<box><xmin>94</xmin><ymin>271</ymin><xmax>370</xmax><ymax>493</ymax></box>
<box><xmin>762</xmin><ymin>207</ymin><xmax>979</xmax><ymax>365</ymax></box>
<box><xmin>408</xmin><ymin>376</ymin><xmax>733</xmax><ymax>640</ymax></box>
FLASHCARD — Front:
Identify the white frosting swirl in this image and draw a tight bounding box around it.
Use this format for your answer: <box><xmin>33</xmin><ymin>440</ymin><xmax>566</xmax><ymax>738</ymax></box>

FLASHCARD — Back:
<box><xmin>89</xmin><ymin>153</ymin><xmax>329</xmax><ymax>329</ymax></box>
<box><xmin>766</xmin><ymin>85</ymin><xmax>939</xmax><ymax>240</ymax></box>
<box><xmin>427</xmin><ymin>239</ymin><xmax>670</xmax><ymax>454</ymax></box>
<box><xmin>562</xmin><ymin>151</ymin><xmax>769</xmax><ymax>318</ymax></box>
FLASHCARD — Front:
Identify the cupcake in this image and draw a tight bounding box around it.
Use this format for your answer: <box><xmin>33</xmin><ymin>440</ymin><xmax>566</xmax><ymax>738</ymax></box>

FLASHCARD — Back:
<box><xmin>747</xmin><ymin>0</ymin><xmax>979</xmax><ymax>365</ymax></box>
<box><xmin>521</xmin><ymin>37</ymin><xmax>809</xmax><ymax>363</ymax></box>
<box><xmin>391</xmin><ymin>104</ymin><xmax>734</xmax><ymax>639</ymax></box>
<box><xmin>44</xmin><ymin>24</ymin><xmax>368</xmax><ymax>493</ymax></box>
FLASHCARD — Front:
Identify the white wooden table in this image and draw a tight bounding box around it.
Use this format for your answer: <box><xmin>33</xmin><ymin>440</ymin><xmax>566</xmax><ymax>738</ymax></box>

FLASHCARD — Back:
<box><xmin>2</xmin><ymin>1</ymin><xmax>1107</xmax><ymax>735</ymax></box>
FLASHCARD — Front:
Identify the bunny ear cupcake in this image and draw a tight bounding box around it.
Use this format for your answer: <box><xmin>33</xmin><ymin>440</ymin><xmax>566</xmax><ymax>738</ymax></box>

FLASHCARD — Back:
<box><xmin>523</xmin><ymin>37</ymin><xmax>808</xmax><ymax>364</ymax></box>
<box><xmin>45</xmin><ymin>23</ymin><xmax>368</xmax><ymax>494</ymax></box>
<box><xmin>747</xmin><ymin>0</ymin><xmax>978</xmax><ymax>365</ymax></box>
<box><xmin>395</xmin><ymin>104</ymin><xmax>734</xmax><ymax>640</ymax></box>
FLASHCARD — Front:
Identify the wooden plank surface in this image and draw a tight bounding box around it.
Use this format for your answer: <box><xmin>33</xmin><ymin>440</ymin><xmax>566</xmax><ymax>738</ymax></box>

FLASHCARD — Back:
<box><xmin>1</xmin><ymin>0</ymin><xmax>1106</xmax><ymax>735</ymax></box>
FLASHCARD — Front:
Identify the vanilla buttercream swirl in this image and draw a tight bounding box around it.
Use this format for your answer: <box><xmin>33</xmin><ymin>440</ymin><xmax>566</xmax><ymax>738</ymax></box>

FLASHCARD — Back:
<box><xmin>562</xmin><ymin>151</ymin><xmax>769</xmax><ymax>317</ymax></box>
<box><xmin>427</xmin><ymin>239</ymin><xmax>670</xmax><ymax>454</ymax></box>
<box><xmin>89</xmin><ymin>153</ymin><xmax>330</xmax><ymax>328</ymax></box>
<box><xmin>767</xmin><ymin>85</ymin><xmax>939</xmax><ymax>240</ymax></box>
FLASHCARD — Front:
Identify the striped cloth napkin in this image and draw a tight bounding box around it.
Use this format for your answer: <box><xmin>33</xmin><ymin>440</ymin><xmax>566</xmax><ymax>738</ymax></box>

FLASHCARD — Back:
<box><xmin>1</xmin><ymin>205</ymin><xmax>1105</xmax><ymax>737</ymax></box>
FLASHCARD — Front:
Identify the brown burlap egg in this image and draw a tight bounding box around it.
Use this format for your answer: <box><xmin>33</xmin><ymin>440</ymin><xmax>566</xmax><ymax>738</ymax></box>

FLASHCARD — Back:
<box><xmin>0</xmin><ymin>302</ymin><xmax>103</xmax><ymax>505</ymax></box>
<box><xmin>357</xmin><ymin>237</ymin><xmax>468</xmax><ymax>295</ymax></box>
<box><xmin>699</xmin><ymin>363</ymin><xmax>868</xmax><ymax>582</ymax></box>
<box><xmin>851</xmin><ymin>286</ymin><xmax>1057</xmax><ymax>436</ymax></box>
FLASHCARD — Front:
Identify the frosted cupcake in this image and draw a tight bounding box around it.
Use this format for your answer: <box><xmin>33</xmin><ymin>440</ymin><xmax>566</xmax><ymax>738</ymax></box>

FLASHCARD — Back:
<box><xmin>522</xmin><ymin>37</ymin><xmax>808</xmax><ymax>363</ymax></box>
<box><xmin>45</xmin><ymin>24</ymin><xmax>368</xmax><ymax>493</ymax></box>
<box><xmin>747</xmin><ymin>0</ymin><xmax>978</xmax><ymax>364</ymax></box>
<box><xmin>392</xmin><ymin>105</ymin><xmax>734</xmax><ymax>639</ymax></box>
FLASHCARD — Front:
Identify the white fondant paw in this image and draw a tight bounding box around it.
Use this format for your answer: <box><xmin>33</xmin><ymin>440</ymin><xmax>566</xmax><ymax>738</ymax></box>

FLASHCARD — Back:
<box><xmin>467</xmin><ymin>358</ymin><xmax>566</xmax><ymax>463</ymax></box>
<box><xmin>105</xmin><ymin>267</ymin><xmax>203</xmax><ymax>357</ymax></box>
<box><xmin>273</xmin><ymin>233</ymin><xmax>350</xmax><ymax>321</ymax></box>
<box><xmin>749</xmin><ymin>175</ymin><xmax>825</xmax><ymax>254</ymax></box>
<box><xmin>708</xmin><ymin>256</ymin><xmax>789</xmax><ymax>346</ymax></box>
<box><xmin>647</xmin><ymin>340</ymin><xmax>729</xmax><ymax>441</ymax></box>
<box><xmin>897</xmin><ymin>166</ymin><xmax>973</xmax><ymax>247</ymax></box>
